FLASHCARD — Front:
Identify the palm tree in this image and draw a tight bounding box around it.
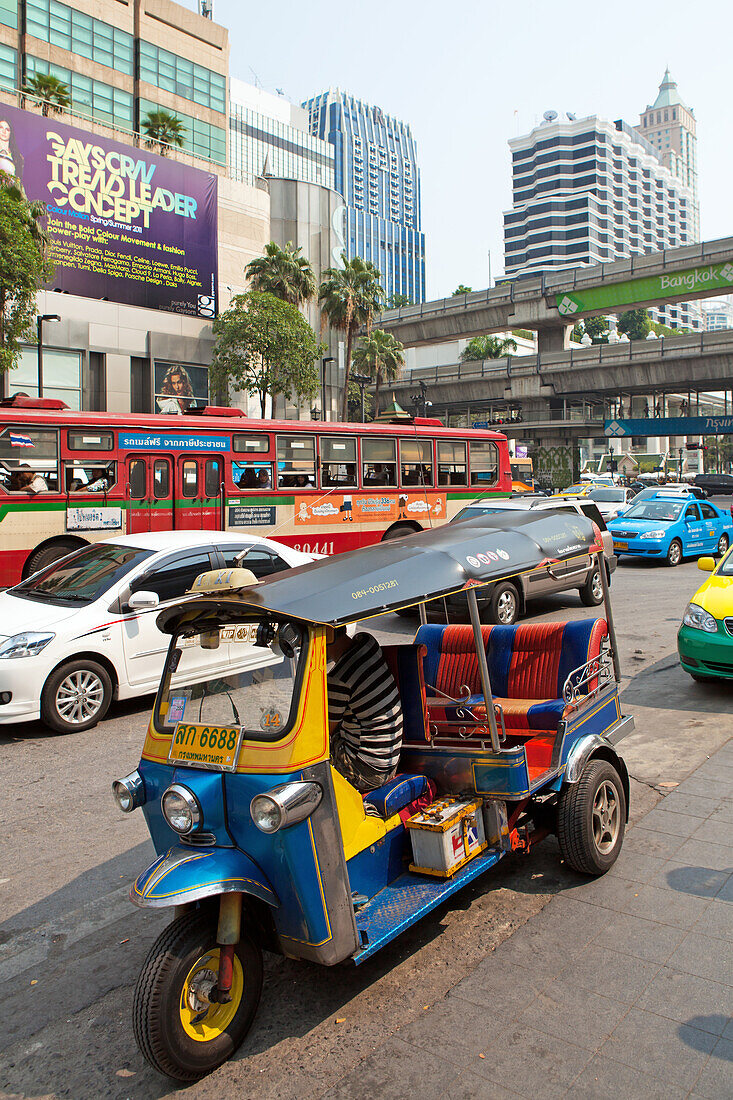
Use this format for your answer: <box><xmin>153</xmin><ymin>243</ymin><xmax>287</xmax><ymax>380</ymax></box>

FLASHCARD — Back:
<box><xmin>245</xmin><ymin>241</ymin><xmax>316</xmax><ymax>307</ymax></box>
<box><xmin>459</xmin><ymin>334</ymin><xmax>518</xmax><ymax>362</ymax></box>
<box><xmin>23</xmin><ymin>74</ymin><xmax>71</xmax><ymax>118</ymax></box>
<box><xmin>352</xmin><ymin>329</ymin><xmax>405</xmax><ymax>416</ymax></box>
<box><xmin>318</xmin><ymin>253</ymin><xmax>385</xmax><ymax>421</ymax></box>
<box><xmin>141</xmin><ymin>109</ymin><xmax>186</xmax><ymax>156</ymax></box>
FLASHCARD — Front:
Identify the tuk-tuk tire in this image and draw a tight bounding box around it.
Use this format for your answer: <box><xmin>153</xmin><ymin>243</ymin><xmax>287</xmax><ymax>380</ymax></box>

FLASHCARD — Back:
<box><xmin>557</xmin><ymin>758</ymin><xmax>626</xmax><ymax>876</ymax></box>
<box><xmin>133</xmin><ymin>909</ymin><xmax>263</xmax><ymax>1082</ymax></box>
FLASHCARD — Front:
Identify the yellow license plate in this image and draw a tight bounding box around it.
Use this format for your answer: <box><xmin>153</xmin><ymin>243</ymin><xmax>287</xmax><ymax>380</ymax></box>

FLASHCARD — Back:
<box><xmin>169</xmin><ymin>723</ymin><xmax>244</xmax><ymax>771</ymax></box>
<box><xmin>614</xmin><ymin>541</ymin><xmax>628</xmax><ymax>550</ymax></box>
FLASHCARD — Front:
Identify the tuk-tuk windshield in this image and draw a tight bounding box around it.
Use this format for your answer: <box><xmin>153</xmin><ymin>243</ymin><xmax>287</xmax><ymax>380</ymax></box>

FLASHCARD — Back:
<box><xmin>154</xmin><ymin>618</ymin><xmax>306</xmax><ymax>741</ymax></box>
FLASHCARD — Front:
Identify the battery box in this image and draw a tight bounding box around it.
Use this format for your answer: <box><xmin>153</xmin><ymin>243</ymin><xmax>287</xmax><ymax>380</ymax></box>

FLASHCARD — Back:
<box><xmin>406</xmin><ymin>797</ymin><xmax>487</xmax><ymax>878</ymax></box>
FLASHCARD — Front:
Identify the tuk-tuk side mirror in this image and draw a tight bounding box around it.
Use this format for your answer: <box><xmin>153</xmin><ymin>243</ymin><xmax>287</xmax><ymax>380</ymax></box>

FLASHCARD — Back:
<box><xmin>697</xmin><ymin>556</ymin><xmax>716</xmax><ymax>572</ymax></box>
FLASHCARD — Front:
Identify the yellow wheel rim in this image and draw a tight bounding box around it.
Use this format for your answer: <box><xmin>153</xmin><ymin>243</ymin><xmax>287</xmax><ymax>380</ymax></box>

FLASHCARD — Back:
<box><xmin>179</xmin><ymin>948</ymin><xmax>244</xmax><ymax>1042</ymax></box>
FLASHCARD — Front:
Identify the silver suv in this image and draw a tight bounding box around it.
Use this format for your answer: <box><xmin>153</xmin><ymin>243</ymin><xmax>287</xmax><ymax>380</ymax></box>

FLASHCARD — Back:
<box><xmin>448</xmin><ymin>497</ymin><xmax>617</xmax><ymax>625</ymax></box>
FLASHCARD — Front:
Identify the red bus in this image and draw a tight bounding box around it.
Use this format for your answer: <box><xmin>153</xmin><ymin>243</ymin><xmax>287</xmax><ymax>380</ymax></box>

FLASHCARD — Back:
<box><xmin>0</xmin><ymin>397</ymin><xmax>512</xmax><ymax>585</ymax></box>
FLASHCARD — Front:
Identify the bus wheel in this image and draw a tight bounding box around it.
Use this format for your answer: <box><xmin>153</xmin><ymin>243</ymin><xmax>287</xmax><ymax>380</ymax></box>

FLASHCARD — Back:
<box><xmin>41</xmin><ymin>659</ymin><xmax>113</xmax><ymax>733</ymax></box>
<box><xmin>133</xmin><ymin>911</ymin><xmax>263</xmax><ymax>1083</ymax></box>
<box><xmin>383</xmin><ymin>524</ymin><xmax>415</xmax><ymax>541</ymax></box>
<box><xmin>24</xmin><ymin>539</ymin><xmax>83</xmax><ymax>578</ymax></box>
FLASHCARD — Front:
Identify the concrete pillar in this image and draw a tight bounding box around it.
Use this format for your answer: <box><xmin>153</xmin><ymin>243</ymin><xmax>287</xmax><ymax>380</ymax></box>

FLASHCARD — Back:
<box><xmin>536</xmin><ymin>324</ymin><xmax>573</xmax><ymax>354</ymax></box>
<box><xmin>105</xmin><ymin>354</ymin><xmax>131</xmax><ymax>413</ymax></box>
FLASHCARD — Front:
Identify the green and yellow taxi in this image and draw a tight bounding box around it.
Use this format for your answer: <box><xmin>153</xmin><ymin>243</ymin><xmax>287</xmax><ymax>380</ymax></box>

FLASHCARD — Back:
<box><xmin>678</xmin><ymin>548</ymin><xmax>733</xmax><ymax>682</ymax></box>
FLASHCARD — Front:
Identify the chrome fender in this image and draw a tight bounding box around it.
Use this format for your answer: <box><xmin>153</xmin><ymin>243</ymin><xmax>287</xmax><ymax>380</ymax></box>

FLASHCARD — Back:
<box><xmin>563</xmin><ymin>734</ymin><xmax>630</xmax><ymax>821</ymax></box>
<box><xmin>131</xmin><ymin>846</ymin><xmax>279</xmax><ymax>909</ymax></box>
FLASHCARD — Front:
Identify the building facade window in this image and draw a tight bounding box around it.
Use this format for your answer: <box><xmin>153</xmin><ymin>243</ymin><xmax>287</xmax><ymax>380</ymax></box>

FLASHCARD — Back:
<box><xmin>26</xmin><ymin>56</ymin><xmax>133</xmax><ymax>130</ymax></box>
<box><xmin>0</xmin><ymin>0</ymin><xmax>17</xmax><ymax>29</ymax></box>
<box><xmin>138</xmin><ymin>41</ymin><xmax>225</xmax><ymax>113</ymax></box>
<box><xmin>139</xmin><ymin>98</ymin><xmax>225</xmax><ymax>164</ymax></box>
<box><xmin>10</xmin><ymin>346</ymin><xmax>83</xmax><ymax>408</ymax></box>
<box><xmin>0</xmin><ymin>41</ymin><xmax>16</xmax><ymax>90</ymax></box>
<box><xmin>26</xmin><ymin>0</ymin><xmax>133</xmax><ymax>74</ymax></box>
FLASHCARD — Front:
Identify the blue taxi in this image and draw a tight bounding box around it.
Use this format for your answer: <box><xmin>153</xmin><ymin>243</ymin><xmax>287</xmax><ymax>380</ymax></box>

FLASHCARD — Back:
<box><xmin>607</xmin><ymin>494</ymin><xmax>733</xmax><ymax>566</ymax></box>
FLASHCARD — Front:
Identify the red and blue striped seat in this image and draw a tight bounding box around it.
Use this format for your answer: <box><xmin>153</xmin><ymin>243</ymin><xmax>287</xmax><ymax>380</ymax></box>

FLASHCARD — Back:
<box><xmin>416</xmin><ymin>620</ymin><xmax>608</xmax><ymax>734</ymax></box>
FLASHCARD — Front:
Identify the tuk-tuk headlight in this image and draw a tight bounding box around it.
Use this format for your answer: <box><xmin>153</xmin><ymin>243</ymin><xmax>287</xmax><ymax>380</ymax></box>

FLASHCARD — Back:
<box><xmin>162</xmin><ymin>784</ymin><xmax>202</xmax><ymax>835</ymax></box>
<box><xmin>112</xmin><ymin>770</ymin><xmax>145</xmax><ymax>813</ymax></box>
<box><xmin>250</xmin><ymin>782</ymin><xmax>322</xmax><ymax>834</ymax></box>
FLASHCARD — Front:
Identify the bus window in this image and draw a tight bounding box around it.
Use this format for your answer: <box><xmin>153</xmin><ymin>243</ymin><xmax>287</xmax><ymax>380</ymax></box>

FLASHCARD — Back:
<box><xmin>277</xmin><ymin>436</ymin><xmax>316</xmax><ymax>487</ymax></box>
<box><xmin>65</xmin><ymin>462</ymin><xmax>116</xmax><ymax>492</ymax></box>
<box><xmin>153</xmin><ymin>460</ymin><xmax>170</xmax><ymax>498</ymax></box>
<box><xmin>470</xmin><ymin>441</ymin><xmax>499</xmax><ymax>487</ymax></box>
<box><xmin>182</xmin><ymin>460</ymin><xmax>198</xmax><ymax>498</ymax></box>
<box><xmin>437</xmin><ymin>441</ymin><xmax>467</xmax><ymax>486</ymax></box>
<box><xmin>400</xmin><ymin>439</ymin><xmax>433</xmax><ymax>486</ymax></box>
<box><xmin>233</xmin><ymin>433</ymin><xmax>270</xmax><ymax>453</ymax></box>
<box><xmin>320</xmin><ymin>436</ymin><xmax>357</xmax><ymax>488</ymax></box>
<box><xmin>233</xmin><ymin>462</ymin><xmax>273</xmax><ymax>489</ymax></box>
<box><xmin>362</xmin><ymin>437</ymin><xmax>397</xmax><ymax>486</ymax></box>
<box><xmin>128</xmin><ymin>458</ymin><xmax>146</xmax><ymax>499</ymax></box>
<box><xmin>204</xmin><ymin>459</ymin><xmax>221</xmax><ymax>498</ymax></box>
<box><xmin>0</xmin><ymin>427</ymin><xmax>58</xmax><ymax>493</ymax></box>
<box><xmin>67</xmin><ymin>430</ymin><xmax>113</xmax><ymax>451</ymax></box>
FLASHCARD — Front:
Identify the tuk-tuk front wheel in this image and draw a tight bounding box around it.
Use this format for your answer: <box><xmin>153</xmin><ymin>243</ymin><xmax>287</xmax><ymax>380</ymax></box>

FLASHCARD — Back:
<box><xmin>557</xmin><ymin>759</ymin><xmax>626</xmax><ymax>876</ymax></box>
<box><xmin>133</xmin><ymin>910</ymin><xmax>263</xmax><ymax>1082</ymax></box>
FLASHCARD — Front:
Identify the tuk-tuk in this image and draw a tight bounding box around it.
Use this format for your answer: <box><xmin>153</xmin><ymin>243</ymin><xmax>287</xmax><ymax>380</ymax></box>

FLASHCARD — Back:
<box><xmin>114</xmin><ymin>511</ymin><xmax>633</xmax><ymax>1082</ymax></box>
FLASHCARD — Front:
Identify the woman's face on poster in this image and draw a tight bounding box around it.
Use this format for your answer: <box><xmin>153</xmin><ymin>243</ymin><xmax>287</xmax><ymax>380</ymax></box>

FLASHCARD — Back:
<box><xmin>0</xmin><ymin>120</ymin><xmax>12</xmax><ymax>143</ymax></box>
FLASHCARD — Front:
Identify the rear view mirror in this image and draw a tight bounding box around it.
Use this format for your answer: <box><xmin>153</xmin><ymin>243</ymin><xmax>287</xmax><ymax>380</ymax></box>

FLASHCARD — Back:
<box><xmin>697</xmin><ymin>557</ymin><xmax>716</xmax><ymax>572</ymax></box>
<box><xmin>128</xmin><ymin>590</ymin><xmax>160</xmax><ymax>610</ymax></box>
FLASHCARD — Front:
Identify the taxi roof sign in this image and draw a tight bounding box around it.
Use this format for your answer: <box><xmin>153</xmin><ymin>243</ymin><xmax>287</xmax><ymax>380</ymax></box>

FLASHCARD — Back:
<box><xmin>188</xmin><ymin>568</ymin><xmax>257</xmax><ymax>594</ymax></box>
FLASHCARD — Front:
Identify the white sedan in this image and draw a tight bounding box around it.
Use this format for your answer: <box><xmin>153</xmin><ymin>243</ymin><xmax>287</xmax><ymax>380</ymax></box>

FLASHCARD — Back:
<box><xmin>585</xmin><ymin>486</ymin><xmax>637</xmax><ymax>520</ymax></box>
<box><xmin>0</xmin><ymin>532</ymin><xmax>315</xmax><ymax>733</ymax></box>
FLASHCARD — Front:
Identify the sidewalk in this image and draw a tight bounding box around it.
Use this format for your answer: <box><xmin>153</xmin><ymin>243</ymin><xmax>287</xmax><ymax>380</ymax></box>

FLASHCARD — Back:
<box><xmin>323</xmin><ymin>739</ymin><xmax>733</xmax><ymax>1099</ymax></box>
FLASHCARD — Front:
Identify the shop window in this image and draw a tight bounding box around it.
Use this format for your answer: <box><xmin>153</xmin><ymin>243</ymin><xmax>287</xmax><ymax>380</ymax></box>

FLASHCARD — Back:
<box><xmin>10</xmin><ymin>346</ymin><xmax>81</xmax><ymax>409</ymax></box>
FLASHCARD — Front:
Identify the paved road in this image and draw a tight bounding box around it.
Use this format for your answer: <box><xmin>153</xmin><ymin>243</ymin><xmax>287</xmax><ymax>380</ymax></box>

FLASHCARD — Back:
<box><xmin>0</xmin><ymin>556</ymin><xmax>730</xmax><ymax>1099</ymax></box>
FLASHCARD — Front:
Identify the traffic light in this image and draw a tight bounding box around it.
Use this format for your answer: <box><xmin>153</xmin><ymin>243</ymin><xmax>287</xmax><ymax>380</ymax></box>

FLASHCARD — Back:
<box><xmin>686</xmin><ymin>442</ymin><xmax>701</xmax><ymax>450</ymax></box>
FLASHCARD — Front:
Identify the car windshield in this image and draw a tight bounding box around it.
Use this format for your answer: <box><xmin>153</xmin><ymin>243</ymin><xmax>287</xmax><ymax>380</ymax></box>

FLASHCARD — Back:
<box><xmin>718</xmin><ymin>551</ymin><xmax>733</xmax><ymax>576</ymax></box>
<box><xmin>589</xmin><ymin>489</ymin><xmax>625</xmax><ymax>502</ymax></box>
<box><xmin>622</xmin><ymin>501</ymin><xmax>684</xmax><ymax>523</ymax></box>
<box><xmin>11</xmin><ymin>542</ymin><xmax>154</xmax><ymax>604</ymax></box>
<box><xmin>155</xmin><ymin>618</ymin><xmax>306</xmax><ymax>741</ymax></box>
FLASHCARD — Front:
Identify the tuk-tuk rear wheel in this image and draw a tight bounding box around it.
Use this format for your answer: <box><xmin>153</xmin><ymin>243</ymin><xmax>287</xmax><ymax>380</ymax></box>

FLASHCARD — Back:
<box><xmin>557</xmin><ymin>758</ymin><xmax>626</xmax><ymax>876</ymax></box>
<box><xmin>133</xmin><ymin>909</ymin><xmax>262</xmax><ymax>1082</ymax></box>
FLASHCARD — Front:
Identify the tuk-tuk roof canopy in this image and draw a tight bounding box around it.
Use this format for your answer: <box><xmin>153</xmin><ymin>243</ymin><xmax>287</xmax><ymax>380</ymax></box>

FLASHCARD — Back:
<box><xmin>158</xmin><ymin>510</ymin><xmax>602</xmax><ymax>632</ymax></box>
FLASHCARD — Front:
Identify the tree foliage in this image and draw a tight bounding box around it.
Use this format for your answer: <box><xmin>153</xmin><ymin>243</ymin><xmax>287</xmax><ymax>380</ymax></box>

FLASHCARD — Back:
<box><xmin>584</xmin><ymin>315</ymin><xmax>609</xmax><ymax>342</ymax></box>
<box><xmin>459</xmin><ymin>334</ymin><xmax>517</xmax><ymax>361</ymax></box>
<box><xmin>618</xmin><ymin>308</ymin><xmax>651</xmax><ymax>341</ymax></box>
<box><xmin>211</xmin><ymin>291</ymin><xmax>323</xmax><ymax>417</ymax></box>
<box><xmin>352</xmin><ymin>328</ymin><xmax>405</xmax><ymax>416</ymax></box>
<box><xmin>23</xmin><ymin>74</ymin><xmax>71</xmax><ymax>117</ymax></box>
<box><xmin>347</xmin><ymin>379</ymin><xmax>374</xmax><ymax>421</ymax></box>
<box><xmin>318</xmin><ymin>253</ymin><xmax>385</xmax><ymax>421</ymax></box>
<box><xmin>245</xmin><ymin>240</ymin><xmax>317</xmax><ymax>307</ymax></box>
<box><xmin>141</xmin><ymin>110</ymin><xmax>186</xmax><ymax>155</ymax></box>
<box><xmin>0</xmin><ymin>175</ymin><xmax>53</xmax><ymax>374</ymax></box>
<box><xmin>452</xmin><ymin>284</ymin><xmax>472</xmax><ymax>296</ymax></box>
<box><xmin>387</xmin><ymin>292</ymin><xmax>411</xmax><ymax>309</ymax></box>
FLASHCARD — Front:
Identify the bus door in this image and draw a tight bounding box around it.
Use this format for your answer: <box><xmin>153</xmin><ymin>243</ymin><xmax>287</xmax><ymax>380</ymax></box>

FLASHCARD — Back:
<box><xmin>126</xmin><ymin>457</ymin><xmax>174</xmax><ymax>534</ymax></box>
<box><xmin>176</xmin><ymin>456</ymin><xmax>225</xmax><ymax>531</ymax></box>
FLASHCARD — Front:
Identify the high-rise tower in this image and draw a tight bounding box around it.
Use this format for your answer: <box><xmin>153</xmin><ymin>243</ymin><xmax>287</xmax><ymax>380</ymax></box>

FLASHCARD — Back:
<box><xmin>636</xmin><ymin>70</ymin><xmax>699</xmax><ymax>240</ymax></box>
<box><xmin>304</xmin><ymin>89</ymin><xmax>425</xmax><ymax>303</ymax></box>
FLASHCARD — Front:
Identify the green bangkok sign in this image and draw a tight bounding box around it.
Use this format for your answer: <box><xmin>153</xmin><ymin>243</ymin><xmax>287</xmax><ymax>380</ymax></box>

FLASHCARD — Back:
<box><xmin>555</xmin><ymin>260</ymin><xmax>733</xmax><ymax>317</ymax></box>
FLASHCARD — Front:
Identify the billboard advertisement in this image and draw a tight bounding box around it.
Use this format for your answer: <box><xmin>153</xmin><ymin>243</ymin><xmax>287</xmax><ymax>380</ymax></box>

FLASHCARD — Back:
<box><xmin>154</xmin><ymin>360</ymin><xmax>209</xmax><ymax>413</ymax></box>
<box><xmin>0</xmin><ymin>103</ymin><xmax>218</xmax><ymax>316</ymax></box>
<box><xmin>556</xmin><ymin>260</ymin><xmax>733</xmax><ymax>318</ymax></box>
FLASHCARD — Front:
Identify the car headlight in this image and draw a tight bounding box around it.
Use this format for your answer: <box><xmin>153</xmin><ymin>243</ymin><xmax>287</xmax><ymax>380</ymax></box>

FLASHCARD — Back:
<box><xmin>639</xmin><ymin>530</ymin><xmax>666</xmax><ymax>540</ymax></box>
<box><xmin>682</xmin><ymin>602</ymin><xmax>718</xmax><ymax>633</ymax></box>
<box><xmin>250</xmin><ymin>782</ymin><xmax>322</xmax><ymax>833</ymax></box>
<box><xmin>161</xmin><ymin>784</ymin><xmax>202</xmax><ymax>835</ymax></box>
<box><xmin>0</xmin><ymin>632</ymin><xmax>55</xmax><ymax>659</ymax></box>
<box><xmin>112</xmin><ymin>770</ymin><xmax>145</xmax><ymax>813</ymax></box>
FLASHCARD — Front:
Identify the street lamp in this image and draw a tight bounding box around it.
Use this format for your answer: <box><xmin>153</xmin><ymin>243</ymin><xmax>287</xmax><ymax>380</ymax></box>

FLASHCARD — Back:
<box><xmin>412</xmin><ymin>379</ymin><xmax>429</xmax><ymax>417</ymax></box>
<box><xmin>37</xmin><ymin>313</ymin><xmax>60</xmax><ymax>398</ymax></box>
<box><xmin>351</xmin><ymin>372</ymin><xmax>371</xmax><ymax>422</ymax></box>
<box><xmin>321</xmin><ymin>356</ymin><xmax>335</xmax><ymax>421</ymax></box>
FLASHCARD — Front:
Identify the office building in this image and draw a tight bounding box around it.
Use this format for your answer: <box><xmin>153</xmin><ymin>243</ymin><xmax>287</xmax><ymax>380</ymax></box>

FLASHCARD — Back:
<box><xmin>636</xmin><ymin>69</ymin><xmax>699</xmax><ymax>240</ymax></box>
<box><xmin>229</xmin><ymin>79</ymin><xmax>335</xmax><ymax>190</ymax></box>
<box><xmin>503</xmin><ymin>113</ymin><xmax>699</xmax><ymax>329</ymax></box>
<box><xmin>702</xmin><ymin>297</ymin><xmax>733</xmax><ymax>331</ymax></box>
<box><xmin>304</xmin><ymin>89</ymin><xmax>425</xmax><ymax>303</ymax></box>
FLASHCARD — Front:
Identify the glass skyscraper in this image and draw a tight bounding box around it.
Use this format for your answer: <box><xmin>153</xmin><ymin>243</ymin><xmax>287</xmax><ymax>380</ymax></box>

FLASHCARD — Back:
<box><xmin>304</xmin><ymin>89</ymin><xmax>425</xmax><ymax>303</ymax></box>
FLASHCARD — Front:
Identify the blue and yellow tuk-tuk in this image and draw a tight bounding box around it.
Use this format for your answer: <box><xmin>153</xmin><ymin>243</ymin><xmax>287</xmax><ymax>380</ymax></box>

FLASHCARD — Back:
<box><xmin>114</xmin><ymin>511</ymin><xmax>633</xmax><ymax>1081</ymax></box>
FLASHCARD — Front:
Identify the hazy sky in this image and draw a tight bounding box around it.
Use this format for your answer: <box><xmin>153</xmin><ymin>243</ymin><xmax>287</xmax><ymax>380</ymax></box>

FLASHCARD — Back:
<box><xmin>183</xmin><ymin>0</ymin><xmax>732</xmax><ymax>300</ymax></box>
